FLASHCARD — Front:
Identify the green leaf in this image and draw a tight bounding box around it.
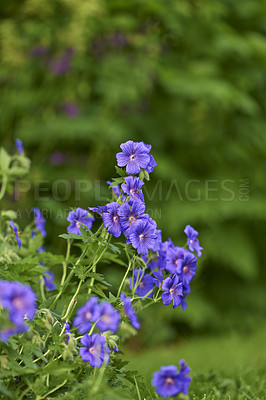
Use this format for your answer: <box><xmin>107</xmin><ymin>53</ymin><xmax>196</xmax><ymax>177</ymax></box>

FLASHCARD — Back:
<box><xmin>110</xmin><ymin>177</ymin><xmax>125</xmax><ymax>187</ymax></box>
<box><xmin>59</xmin><ymin>233</ymin><xmax>84</xmax><ymax>240</ymax></box>
<box><xmin>115</xmin><ymin>166</ymin><xmax>127</xmax><ymax>177</ymax></box>
<box><xmin>90</xmin><ymin>284</ymin><xmax>109</xmax><ymax>299</ymax></box>
<box><xmin>108</xmin><ymin>243</ymin><xmax>121</xmax><ymax>253</ymax></box>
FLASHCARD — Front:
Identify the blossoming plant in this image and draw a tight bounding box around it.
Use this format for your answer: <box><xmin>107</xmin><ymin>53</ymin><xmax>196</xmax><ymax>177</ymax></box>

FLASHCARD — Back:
<box><xmin>0</xmin><ymin>140</ymin><xmax>203</xmax><ymax>400</ymax></box>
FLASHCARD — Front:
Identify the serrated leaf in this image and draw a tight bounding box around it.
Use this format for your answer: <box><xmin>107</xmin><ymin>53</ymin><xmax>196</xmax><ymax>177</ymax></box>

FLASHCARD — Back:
<box><xmin>108</xmin><ymin>243</ymin><xmax>121</xmax><ymax>253</ymax></box>
<box><xmin>90</xmin><ymin>284</ymin><xmax>108</xmax><ymax>299</ymax></box>
<box><xmin>59</xmin><ymin>233</ymin><xmax>84</xmax><ymax>240</ymax></box>
<box><xmin>115</xmin><ymin>166</ymin><xmax>127</xmax><ymax>177</ymax></box>
<box><xmin>110</xmin><ymin>177</ymin><xmax>125</xmax><ymax>187</ymax></box>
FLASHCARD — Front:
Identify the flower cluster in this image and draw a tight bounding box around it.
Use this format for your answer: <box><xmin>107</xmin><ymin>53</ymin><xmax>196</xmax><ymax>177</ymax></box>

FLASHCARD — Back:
<box><xmin>1</xmin><ymin>139</ymin><xmax>203</xmax><ymax>398</ymax></box>
<box><xmin>89</xmin><ymin>141</ymin><xmax>202</xmax><ymax>313</ymax></box>
<box><xmin>73</xmin><ymin>296</ymin><xmax>121</xmax><ymax>335</ymax></box>
<box><xmin>73</xmin><ymin>295</ymin><xmax>139</xmax><ymax>367</ymax></box>
<box><xmin>88</xmin><ymin>141</ymin><xmax>160</xmax><ymax>255</ymax></box>
<box><xmin>0</xmin><ymin>280</ymin><xmax>37</xmax><ymax>342</ymax></box>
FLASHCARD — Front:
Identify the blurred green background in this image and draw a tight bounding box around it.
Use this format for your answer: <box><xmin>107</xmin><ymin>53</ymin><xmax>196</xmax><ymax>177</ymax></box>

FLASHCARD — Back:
<box><xmin>1</xmin><ymin>0</ymin><xmax>266</xmax><ymax>390</ymax></box>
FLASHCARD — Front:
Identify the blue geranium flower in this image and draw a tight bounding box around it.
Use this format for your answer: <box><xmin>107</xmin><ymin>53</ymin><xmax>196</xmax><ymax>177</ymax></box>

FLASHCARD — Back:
<box><xmin>117</xmin><ymin>200</ymin><xmax>148</xmax><ymax>236</ymax></box>
<box><xmin>165</xmin><ymin>246</ymin><xmax>186</xmax><ymax>274</ymax></box>
<box><xmin>0</xmin><ymin>280</ymin><xmax>37</xmax><ymax>327</ymax></box>
<box><xmin>96</xmin><ymin>302</ymin><xmax>121</xmax><ymax>333</ymax></box>
<box><xmin>128</xmin><ymin>219</ymin><xmax>157</xmax><ymax>255</ymax></box>
<box><xmin>32</xmin><ymin>208</ymin><xmax>47</xmax><ymax>237</ymax></box>
<box><xmin>67</xmin><ymin>208</ymin><xmax>95</xmax><ymax>235</ymax></box>
<box><xmin>184</xmin><ymin>225</ymin><xmax>203</xmax><ymax>257</ymax></box>
<box><xmin>79</xmin><ymin>333</ymin><xmax>110</xmax><ymax>367</ymax></box>
<box><xmin>9</xmin><ymin>221</ymin><xmax>22</xmax><ymax>250</ymax></box>
<box><xmin>73</xmin><ymin>297</ymin><xmax>100</xmax><ymax>334</ymax></box>
<box><xmin>102</xmin><ymin>202</ymin><xmax>122</xmax><ymax>237</ymax></box>
<box><xmin>152</xmin><ymin>361</ymin><xmax>191</xmax><ymax>398</ymax></box>
<box><xmin>181</xmin><ymin>251</ymin><xmax>197</xmax><ymax>286</ymax></box>
<box><xmin>120</xmin><ymin>293</ymin><xmax>140</xmax><ymax>329</ymax></box>
<box><xmin>116</xmin><ymin>140</ymin><xmax>151</xmax><ymax>174</ymax></box>
<box><xmin>161</xmin><ymin>274</ymin><xmax>183</xmax><ymax>309</ymax></box>
<box><xmin>121</xmin><ymin>176</ymin><xmax>144</xmax><ymax>202</ymax></box>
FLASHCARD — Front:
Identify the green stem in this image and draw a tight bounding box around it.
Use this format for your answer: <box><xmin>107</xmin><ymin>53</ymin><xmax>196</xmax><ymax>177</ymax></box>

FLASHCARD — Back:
<box><xmin>91</xmin><ymin>363</ymin><xmax>107</xmax><ymax>395</ymax></box>
<box><xmin>18</xmin><ymin>387</ymin><xmax>31</xmax><ymax>400</ymax></box>
<box><xmin>62</xmin><ymin>279</ymin><xmax>82</xmax><ymax>322</ymax></box>
<box><xmin>40</xmin><ymin>277</ymin><xmax>46</xmax><ymax>301</ymax></box>
<box><xmin>49</xmin><ymin>243</ymin><xmax>89</xmax><ymax>310</ymax></box>
<box><xmin>117</xmin><ymin>260</ymin><xmax>132</xmax><ymax>298</ymax></box>
<box><xmin>60</xmin><ymin>239</ymin><xmax>71</xmax><ymax>288</ymax></box>
<box><xmin>62</xmin><ymin>234</ymin><xmax>110</xmax><ymax>326</ymax></box>
<box><xmin>0</xmin><ymin>175</ymin><xmax>7</xmax><ymax>201</ymax></box>
<box><xmin>87</xmin><ymin>233</ymin><xmax>111</xmax><ymax>295</ymax></box>
<box><xmin>37</xmin><ymin>379</ymin><xmax>67</xmax><ymax>400</ymax></box>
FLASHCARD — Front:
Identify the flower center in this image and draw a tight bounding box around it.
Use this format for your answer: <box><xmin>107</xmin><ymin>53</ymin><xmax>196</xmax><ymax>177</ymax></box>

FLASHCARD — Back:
<box><xmin>76</xmin><ymin>221</ymin><xmax>81</xmax><ymax>228</ymax></box>
<box><xmin>101</xmin><ymin>314</ymin><xmax>111</xmax><ymax>324</ymax></box>
<box><xmin>174</xmin><ymin>258</ymin><xmax>179</xmax><ymax>265</ymax></box>
<box><xmin>113</xmin><ymin>216</ymin><xmax>119</xmax><ymax>223</ymax></box>
<box><xmin>89</xmin><ymin>346</ymin><xmax>96</xmax><ymax>355</ymax></box>
<box><xmin>190</xmin><ymin>239</ymin><xmax>194</xmax><ymax>243</ymax></box>
<box><xmin>139</xmin><ymin>234</ymin><xmax>145</xmax><ymax>240</ymax></box>
<box><xmin>183</xmin><ymin>266</ymin><xmax>189</xmax><ymax>273</ymax></box>
<box><xmin>130</xmin><ymin>154</ymin><xmax>136</xmax><ymax>161</ymax></box>
<box><xmin>129</xmin><ymin>216</ymin><xmax>135</xmax><ymax>224</ymax></box>
<box><xmin>130</xmin><ymin>188</ymin><xmax>136</xmax><ymax>195</ymax></box>
<box><xmin>165</xmin><ymin>377</ymin><xmax>174</xmax><ymax>385</ymax></box>
<box><xmin>85</xmin><ymin>311</ymin><xmax>92</xmax><ymax>320</ymax></box>
<box><xmin>169</xmin><ymin>288</ymin><xmax>175</xmax><ymax>294</ymax></box>
<box><xmin>12</xmin><ymin>297</ymin><xmax>25</xmax><ymax>310</ymax></box>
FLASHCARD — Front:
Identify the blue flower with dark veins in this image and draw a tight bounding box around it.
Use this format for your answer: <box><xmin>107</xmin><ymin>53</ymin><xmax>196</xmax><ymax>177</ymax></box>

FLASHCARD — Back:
<box><xmin>181</xmin><ymin>251</ymin><xmax>197</xmax><ymax>286</ymax></box>
<box><xmin>152</xmin><ymin>361</ymin><xmax>191</xmax><ymax>398</ymax></box>
<box><xmin>116</xmin><ymin>140</ymin><xmax>151</xmax><ymax>174</ymax></box>
<box><xmin>67</xmin><ymin>208</ymin><xmax>95</xmax><ymax>235</ymax></box>
<box><xmin>79</xmin><ymin>333</ymin><xmax>110</xmax><ymax>367</ymax></box>
<box><xmin>128</xmin><ymin>220</ymin><xmax>157</xmax><ymax>255</ymax></box>
<box><xmin>102</xmin><ymin>202</ymin><xmax>122</xmax><ymax>237</ymax></box>
<box><xmin>165</xmin><ymin>246</ymin><xmax>186</xmax><ymax>275</ymax></box>
<box><xmin>121</xmin><ymin>176</ymin><xmax>144</xmax><ymax>202</ymax></box>
<box><xmin>161</xmin><ymin>274</ymin><xmax>183</xmax><ymax>309</ymax></box>
<box><xmin>118</xmin><ymin>200</ymin><xmax>148</xmax><ymax>236</ymax></box>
